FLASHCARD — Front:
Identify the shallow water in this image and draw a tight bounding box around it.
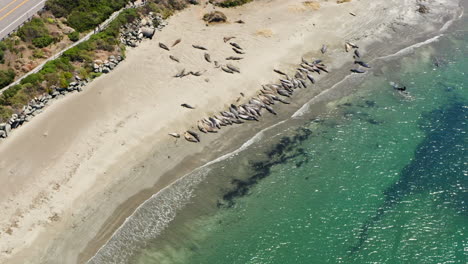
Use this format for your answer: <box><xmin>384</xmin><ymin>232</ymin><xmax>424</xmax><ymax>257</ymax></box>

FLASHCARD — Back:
<box><xmin>89</xmin><ymin>11</ymin><xmax>467</xmax><ymax>264</ymax></box>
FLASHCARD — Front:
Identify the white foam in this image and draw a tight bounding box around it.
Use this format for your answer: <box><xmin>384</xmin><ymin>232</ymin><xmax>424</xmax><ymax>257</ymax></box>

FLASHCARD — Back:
<box><xmin>88</xmin><ymin>119</ymin><xmax>287</xmax><ymax>263</ymax></box>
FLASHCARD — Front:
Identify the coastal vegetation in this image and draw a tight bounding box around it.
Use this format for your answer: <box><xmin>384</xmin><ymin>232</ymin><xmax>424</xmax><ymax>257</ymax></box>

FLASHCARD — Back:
<box><xmin>46</xmin><ymin>0</ymin><xmax>130</xmax><ymax>32</ymax></box>
<box><xmin>0</xmin><ymin>0</ymin><xmax>194</xmax><ymax>122</ymax></box>
<box><xmin>210</xmin><ymin>0</ymin><xmax>253</xmax><ymax>8</ymax></box>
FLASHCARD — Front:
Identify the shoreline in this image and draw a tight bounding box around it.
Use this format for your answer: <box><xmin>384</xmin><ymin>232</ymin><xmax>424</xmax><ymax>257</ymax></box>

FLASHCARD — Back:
<box><xmin>0</xmin><ymin>0</ymin><xmax>463</xmax><ymax>263</ymax></box>
<box><xmin>85</xmin><ymin>1</ymin><xmax>465</xmax><ymax>262</ymax></box>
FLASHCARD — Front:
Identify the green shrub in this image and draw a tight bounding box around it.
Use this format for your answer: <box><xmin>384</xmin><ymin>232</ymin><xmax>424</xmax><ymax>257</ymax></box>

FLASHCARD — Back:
<box><xmin>46</xmin><ymin>0</ymin><xmax>79</xmax><ymax>18</ymax></box>
<box><xmin>0</xmin><ymin>41</ymin><xmax>6</xmax><ymax>63</ymax></box>
<box><xmin>32</xmin><ymin>49</ymin><xmax>45</xmax><ymax>58</ymax></box>
<box><xmin>216</xmin><ymin>0</ymin><xmax>253</xmax><ymax>7</ymax></box>
<box><xmin>63</xmin><ymin>46</ymin><xmax>92</xmax><ymax>62</ymax></box>
<box><xmin>32</xmin><ymin>35</ymin><xmax>54</xmax><ymax>48</ymax></box>
<box><xmin>0</xmin><ymin>69</ymin><xmax>15</xmax><ymax>88</ymax></box>
<box><xmin>20</xmin><ymin>72</ymin><xmax>43</xmax><ymax>85</ymax></box>
<box><xmin>49</xmin><ymin>0</ymin><xmax>128</xmax><ymax>32</ymax></box>
<box><xmin>17</xmin><ymin>18</ymin><xmax>49</xmax><ymax>42</ymax></box>
<box><xmin>0</xmin><ymin>84</ymin><xmax>21</xmax><ymax>105</ymax></box>
<box><xmin>68</xmin><ymin>31</ymin><xmax>79</xmax><ymax>42</ymax></box>
<box><xmin>0</xmin><ymin>106</ymin><xmax>13</xmax><ymax>121</ymax></box>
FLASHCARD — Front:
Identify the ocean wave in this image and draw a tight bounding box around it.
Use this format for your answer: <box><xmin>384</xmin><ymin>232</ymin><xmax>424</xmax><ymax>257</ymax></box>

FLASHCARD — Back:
<box><xmin>88</xmin><ymin>120</ymin><xmax>287</xmax><ymax>263</ymax></box>
<box><xmin>88</xmin><ymin>166</ymin><xmax>212</xmax><ymax>264</ymax></box>
<box><xmin>291</xmin><ymin>74</ymin><xmax>359</xmax><ymax>118</ymax></box>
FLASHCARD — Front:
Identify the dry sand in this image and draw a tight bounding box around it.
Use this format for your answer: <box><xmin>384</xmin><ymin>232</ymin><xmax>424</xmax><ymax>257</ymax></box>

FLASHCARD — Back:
<box><xmin>0</xmin><ymin>0</ymin><xmax>461</xmax><ymax>263</ymax></box>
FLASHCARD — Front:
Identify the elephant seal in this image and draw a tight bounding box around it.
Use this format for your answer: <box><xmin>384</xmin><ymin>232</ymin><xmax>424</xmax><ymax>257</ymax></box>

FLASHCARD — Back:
<box><xmin>184</xmin><ymin>131</ymin><xmax>199</xmax><ymax>142</ymax></box>
<box><xmin>355</xmin><ymin>60</ymin><xmax>370</xmax><ymax>68</ymax></box>
<box><xmin>174</xmin><ymin>69</ymin><xmax>186</xmax><ymax>78</ymax></box>
<box><xmin>347</xmin><ymin>42</ymin><xmax>359</xmax><ymax>48</ymax></box>
<box><xmin>232</xmin><ymin>48</ymin><xmax>245</xmax><ymax>54</ymax></box>
<box><xmin>274</xmin><ymin>69</ymin><xmax>287</xmax><ymax>76</ymax></box>
<box><xmin>227</xmin><ymin>64</ymin><xmax>240</xmax><ymax>73</ymax></box>
<box><xmin>181</xmin><ymin>103</ymin><xmax>195</xmax><ymax>109</ymax></box>
<box><xmin>204</xmin><ymin>53</ymin><xmax>211</xmax><ymax>63</ymax></box>
<box><xmin>321</xmin><ymin>44</ymin><xmax>327</xmax><ymax>54</ymax></box>
<box><xmin>345</xmin><ymin>42</ymin><xmax>352</xmax><ymax>52</ymax></box>
<box><xmin>169</xmin><ymin>55</ymin><xmax>180</xmax><ymax>62</ymax></box>
<box><xmin>354</xmin><ymin>49</ymin><xmax>361</xmax><ymax>58</ymax></box>
<box><xmin>351</xmin><ymin>69</ymin><xmax>366</xmax><ymax>73</ymax></box>
<box><xmin>187</xmin><ymin>130</ymin><xmax>201</xmax><ymax>141</ymax></box>
<box><xmin>198</xmin><ymin>121</ymin><xmax>208</xmax><ymax>133</ymax></box>
<box><xmin>230</xmin><ymin>42</ymin><xmax>243</xmax><ymax>50</ymax></box>
<box><xmin>222</xmin><ymin>66</ymin><xmax>234</xmax><ymax>74</ymax></box>
<box><xmin>223</xmin><ymin>36</ymin><xmax>236</xmax><ymax>43</ymax></box>
<box><xmin>159</xmin><ymin>43</ymin><xmax>170</xmax><ymax>51</ymax></box>
<box><xmin>192</xmin><ymin>45</ymin><xmax>208</xmax><ymax>50</ymax></box>
<box><xmin>265</xmin><ymin>105</ymin><xmax>277</xmax><ymax>115</ymax></box>
<box><xmin>169</xmin><ymin>133</ymin><xmax>180</xmax><ymax>138</ymax></box>
<box><xmin>226</xmin><ymin>56</ymin><xmax>243</xmax><ymax>60</ymax></box>
<box><xmin>190</xmin><ymin>71</ymin><xmax>204</xmax><ymax>76</ymax></box>
<box><xmin>172</xmin><ymin>38</ymin><xmax>181</xmax><ymax>47</ymax></box>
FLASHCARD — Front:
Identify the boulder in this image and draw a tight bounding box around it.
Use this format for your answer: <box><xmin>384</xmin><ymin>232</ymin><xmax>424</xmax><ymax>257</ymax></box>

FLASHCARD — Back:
<box><xmin>141</xmin><ymin>27</ymin><xmax>155</xmax><ymax>39</ymax></box>
<box><xmin>417</xmin><ymin>4</ymin><xmax>429</xmax><ymax>13</ymax></box>
<box><xmin>203</xmin><ymin>11</ymin><xmax>227</xmax><ymax>23</ymax></box>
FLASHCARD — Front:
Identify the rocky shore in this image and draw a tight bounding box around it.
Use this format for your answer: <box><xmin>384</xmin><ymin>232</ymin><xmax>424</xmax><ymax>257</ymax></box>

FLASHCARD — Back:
<box><xmin>0</xmin><ymin>14</ymin><xmax>166</xmax><ymax>140</ymax></box>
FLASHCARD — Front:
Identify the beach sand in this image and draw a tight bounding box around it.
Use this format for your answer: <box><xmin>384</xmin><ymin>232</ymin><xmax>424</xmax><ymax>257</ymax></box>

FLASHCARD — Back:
<box><xmin>0</xmin><ymin>0</ymin><xmax>461</xmax><ymax>263</ymax></box>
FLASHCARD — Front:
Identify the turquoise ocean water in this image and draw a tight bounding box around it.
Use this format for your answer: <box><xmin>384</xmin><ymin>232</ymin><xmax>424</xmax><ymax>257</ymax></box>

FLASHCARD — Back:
<box><xmin>89</xmin><ymin>10</ymin><xmax>467</xmax><ymax>264</ymax></box>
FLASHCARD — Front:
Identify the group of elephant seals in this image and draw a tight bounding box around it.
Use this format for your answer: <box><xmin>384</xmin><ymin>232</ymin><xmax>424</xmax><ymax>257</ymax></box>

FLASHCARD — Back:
<box><xmin>177</xmin><ymin>55</ymin><xmax>330</xmax><ymax>143</ymax></box>
<box><xmin>346</xmin><ymin>42</ymin><xmax>369</xmax><ymax>73</ymax></box>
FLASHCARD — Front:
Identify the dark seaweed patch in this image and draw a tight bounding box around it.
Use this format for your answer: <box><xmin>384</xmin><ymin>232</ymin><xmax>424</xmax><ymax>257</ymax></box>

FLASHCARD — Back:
<box><xmin>217</xmin><ymin>128</ymin><xmax>313</xmax><ymax>208</ymax></box>
<box><xmin>347</xmin><ymin>101</ymin><xmax>467</xmax><ymax>256</ymax></box>
<box><xmin>367</xmin><ymin>118</ymin><xmax>381</xmax><ymax>125</ymax></box>
<box><xmin>365</xmin><ymin>100</ymin><xmax>376</xmax><ymax>107</ymax></box>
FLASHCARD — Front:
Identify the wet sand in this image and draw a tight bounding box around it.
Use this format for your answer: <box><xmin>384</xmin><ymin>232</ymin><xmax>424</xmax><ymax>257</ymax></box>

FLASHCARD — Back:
<box><xmin>0</xmin><ymin>0</ymin><xmax>462</xmax><ymax>263</ymax></box>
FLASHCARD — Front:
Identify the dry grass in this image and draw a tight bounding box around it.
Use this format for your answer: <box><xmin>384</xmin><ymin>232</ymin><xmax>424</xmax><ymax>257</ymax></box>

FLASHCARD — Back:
<box><xmin>303</xmin><ymin>1</ymin><xmax>320</xmax><ymax>10</ymax></box>
<box><xmin>255</xmin><ymin>29</ymin><xmax>274</xmax><ymax>38</ymax></box>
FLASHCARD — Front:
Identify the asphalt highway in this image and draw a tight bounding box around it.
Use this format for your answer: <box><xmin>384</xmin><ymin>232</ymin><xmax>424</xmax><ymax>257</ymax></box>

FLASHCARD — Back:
<box><xmin>0</xmin><ymin>0</ymin><xmax>46</xmax><ymax>40</ymax></box>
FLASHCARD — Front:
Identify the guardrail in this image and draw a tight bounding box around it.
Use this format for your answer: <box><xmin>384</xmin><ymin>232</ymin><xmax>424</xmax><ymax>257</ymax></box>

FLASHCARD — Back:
<box><xmin>0</xmin><ymin>0</ymin><xmax>47</xmax><ymax>41</ymax></box>
<box><xmin>0</xmin><ymin>1</ymin><xmax>146</xmax><ymax>96</ymax></box>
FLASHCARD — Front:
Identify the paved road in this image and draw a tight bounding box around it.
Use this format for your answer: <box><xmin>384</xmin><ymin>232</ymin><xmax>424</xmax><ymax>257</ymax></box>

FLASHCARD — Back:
<box><xmin>0</xmin><ymin>0</ymin><xmax>46</xmax><ymax>40</ymax></box>
<box><xmin>0</xmin><ymin>1</ymin><xmax>146</xmax><ymax>95</ymax></box>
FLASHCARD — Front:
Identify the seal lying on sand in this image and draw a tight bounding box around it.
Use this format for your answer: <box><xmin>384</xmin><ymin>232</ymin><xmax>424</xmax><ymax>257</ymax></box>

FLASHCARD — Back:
<box><xmin>181</xmin><ymin>103</ymin><xmax>195</xmax><ymax>109</ymax></box>
<box><xmin>168</xmin><ymin>133</ymin><xmax>180</xmax><ymax>138</ymax></box>
<box><xmin>172</xmin><ymin>38</ymin><xmax>181</xmax><ymax>47</ymax></box>
<box><xmin>351</xmin><ymin>68</ymin><xmax>366</xmax><ymax>73</ymax></box>
<box><xmin>223</xmin><ymin>36</ymin><xmax>235</xmax><ymax>43</ymax></box>
<box><xmin>354</xmin><ymin>49</ymin><xmax>361</xmax><ymax>58</ymax></box>
<box><xmin>232</xmin><ymin>48</ymin><xmax>245</xmax><ymax>54</ymax></box>
<box><xmin>174</xmin><ymin>69</ymin><xmax>187</xmax><ymax>78</ymax></box>
<box><xmin>159</xmin><ymin>43</ymin><xmax>170</xmax><ymax>51</ymax></box>
<box><xmin>222</xmin><ymin>66</ymin><xmax>234</xmax><ymax>74</ymax></box>
<box><xmin>226</xmin><ymin>64</ymin><xmax>240</xmax><ymax>73</ymax></box>
<box><xmin>169</xmin><ymin>55</ymin><xmax>180</xmax><ymax>62</ymax></box>
<box><xmin>226</xmin><ymin>56</ymin><xmax>243</xmax><ymax>60</ymax></box>
<box><xmin>230</xmin><ymin>42</ymin><xmax>243</xmax><ymax>50</ymax></box>
<box><xmin>273</xmin><ymin>69</ymin><xmax>287</xmax><ymax>76</ymax></box>
<box><xmin>354</xmin><ymin>60</ymin><xmax>371</xmax><ymax>68</ymax></box>
<box><xmin>204</xmin><ymin>53</ymin><xmax>211</xmax><ymax>63</ymax></box>
<box><xmin>321</xmin><ymin>44</ymin><xmax>327</xmax><ymax>54</ymax></box>
<box><xmin>184</xmin><ymin>131</ymin><xmax>200</xmax><ymax>142</ymax></box>
<box><xmin>193</xmin><ymin>45</ymin><xmax>208</xmax><ymax>50</ymax></box>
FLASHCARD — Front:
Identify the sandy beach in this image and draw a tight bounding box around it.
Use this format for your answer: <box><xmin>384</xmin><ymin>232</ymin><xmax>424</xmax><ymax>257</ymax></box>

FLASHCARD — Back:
<box><xmin>0</xmin><ymin>0</ymin><xmax>462</xmax><ymax>263</ymax></box>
